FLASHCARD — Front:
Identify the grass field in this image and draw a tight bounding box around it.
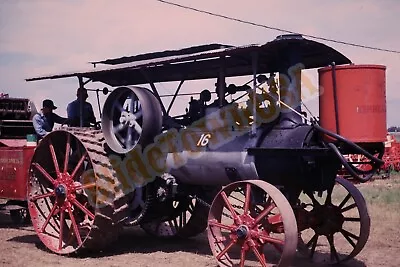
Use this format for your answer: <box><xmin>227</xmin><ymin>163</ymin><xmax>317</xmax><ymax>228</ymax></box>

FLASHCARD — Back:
<box><xmin>350</xmin><ymin>174</ymin><xmax>400</xmax><ymax>267</ymax></box>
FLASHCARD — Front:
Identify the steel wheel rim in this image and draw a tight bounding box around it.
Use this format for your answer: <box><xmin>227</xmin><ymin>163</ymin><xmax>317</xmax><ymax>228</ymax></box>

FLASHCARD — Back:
<box><xmin>297</xmin><ymin>176</ymin><xmax>370</xmax><ymax>264</ymax></box>
<box><xmin>207</xmin><ymin>180</ymin><xmax>298</xmax><ymax>267</ymax></box>
<box><xmin>27</xmin><ymin>131</ymin><xmax>97</xmax><ymax>254</ymax></box>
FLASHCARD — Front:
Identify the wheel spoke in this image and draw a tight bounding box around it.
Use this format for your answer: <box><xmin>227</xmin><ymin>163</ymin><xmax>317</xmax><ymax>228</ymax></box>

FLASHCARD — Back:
<box><xmin>32</xmin><ymin>163</ymin><xmax>56</xmax><ymax>185</ymax></box>
<box><xmin>182</xmin><ymin>208</ymin><xmax>187</xmax><ymax>224</ymax></box>
<box><xmin>188</xmin><ymin>201</ymin><xmax>195</xmax><ymax>214</ymax></box>
<box><xmin>344</xmin><ymin>217</ymin><xmax>361</xmax><ymax>222</ymax></box>
<box><xmin>67</xmin><ymin>205</ymin><xmax>82</xmax><ymax>246</ymax></box>
<box><xmin>115</xmin><ymin>131</ymin><xmax>125</xmax><ymax>146</ymax></box>
<box><xmin>325</xmin><ymin>186</ymin><xmax>333</xmax><ymax>205</ymax></box>
<box><xmin>239</xmin><ymin>248</ymin><xmax>246</xmax><ymax>267</ymax></box>
<box><xmin>338</xmin><ymin>193</ymin><xmax>351</xmax><ymax>209</ymax></box>
<box><xmin>253</xmin><ymin>202</ymin><xmax>276</xmax><ymax>226</ymax></box>
<box><xmin>58</xmin><ymin>209</ymin><xmax>65</xmax><ymax>250</ymax></box>
<box><xmin>174</xmin><ymin>217</ymin><xmax>180</xmax><ymax>231</ymax></box>
<box><xmin>71</xmin><ymin>198</ymin><xmax>95</xmax><ymax>220</ymax></box>
<box><xmin>36</xmin><ymin>185</ymin><xmax>60</xmax><ymax>232</ymax></box>
<box><xmin>216</xmin><ymin>239</ymin><xmax>236</xmax><ymax>260</ymax></box>
<box><xmin>41</xmin><ymin>204</ymin><xmax>58</xmax><ymax>233</ymax></box>
<box><xmin>340</xmin><ymin>229</ymin><xmax>359</xmax><ymax>247</ymax></box>
<box><xmin>49</xmin><ymin>141</ymin><xmax>61</xmax><ymax>176</ymax></box>
<box><xmin>179</xmin><ymin>212</ymin><xmax>184</xmax><ymax>229</ymax></box>
<box><xmin>243</xmin><ymin>183</ymin><xmax>251</xmax><ymax>215</ymax></box>
<box><xmin>74</xmin><ymin>182</ymin><xmax>96</xmax><ymax>191</ymax></box>
<box><xmin>221</xmin><ymin>191</ymin><xmax>241</xmax><ymax>223</ymax></box>
<box><xmin>132</xmin><ymin>120</ymin><xmax>142</xmax><ymax>134</ymax></box>
<box><xmin>63</xmin><ymin>133</ymin><xmax>71</xmax><ymax>173</ymax></box>
<box><xmin>251</xmin><ymin>246</ymin><xmax>267</xmax><ymax>267</ymax></box>
<box><xmin>258</xmin><ymin>232</ymin><xmax>284</xmax><ymax>246</ymax></box>
<box><xmin>70</xmin><ymin>152</ymin><xmax>88</xmax><ymax>180</ymax></box>
<box><xmin>113</xmin><ymin>123</ymin><xmax>128</xmax><ymax>133</ymax></box>
<box><xmin>126</xmin><ymin>126</ymin><xmax>133</xmax><ymax>147</ymax></box>
<box><xmin>307</xmin><ymin>233</ymin><xmax>319</xmax><ymax>258</ymax></box>
<box><xmin>129</xmin><ymin>95</ymin><xmax>135</xmax><ymax>113</ymax></box>
<box><xmin>170</xmin><ymin>218</ymin><xmax>179</xmax><ymax>233</ymax></box>
<box><xmin>341</xmin><ymin>203</ymin><xmax>357</xmax><ymax>213</ymax></box>
<box><xmin>30</xmin><ymin>191</ymin><xmax>55</xmax><ymax>202</ymax></box>
<box><xmin>209</xmin><ymin>220</ymin><xmax>236</xmax><ymax>231</ymax></box>
<box><xmin>327</xmin><ymin>234</ymin><xmax>340</xmax><ymax>263</ymax></box>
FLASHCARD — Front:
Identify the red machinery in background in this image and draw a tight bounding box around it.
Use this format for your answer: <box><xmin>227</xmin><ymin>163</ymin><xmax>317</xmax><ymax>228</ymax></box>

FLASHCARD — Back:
<box><xmin>380</xmin><ymin>132</ymin><xmax>400</xmax><ymax>173</ymax></box>
<box><xmin>0</xmin><ymin>94</ymin><xmax>37</xmax><ymax>224</ymax></box>
<box><xmin>339</xmin><ymin>133</ymin><xmax>400</xmax><ymax>181</ymax></box>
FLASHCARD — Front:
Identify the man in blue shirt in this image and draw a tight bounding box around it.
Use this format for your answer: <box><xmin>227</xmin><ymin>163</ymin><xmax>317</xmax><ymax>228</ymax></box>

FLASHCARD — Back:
<box><xmin>67</xmin><ymin>88</ymin><xmax>97</xmax><ymax>127</ymax></box>
<box><xmin>32</xmin><ymin>99</ymin><xmax>68</xmax><ymax>138</ymax></box>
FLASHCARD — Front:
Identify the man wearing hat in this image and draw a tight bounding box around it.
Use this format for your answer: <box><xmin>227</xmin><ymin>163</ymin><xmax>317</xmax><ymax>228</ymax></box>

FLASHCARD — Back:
<box><xmin>32</xmin><ymin>99</ymin><xmax>68</xmax><ymax>138</ymax></box>
<box><xmin>67</xmin><ymin>88</ymin><xmax>97</xmax><ymax>127</ymax></box>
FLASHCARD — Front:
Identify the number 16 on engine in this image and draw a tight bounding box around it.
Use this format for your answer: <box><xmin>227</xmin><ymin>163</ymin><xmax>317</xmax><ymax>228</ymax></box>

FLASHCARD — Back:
<box><xmin>197</xmin><ymin>133</ymin><xmax>212</xmax><ymax>147</ymax></box>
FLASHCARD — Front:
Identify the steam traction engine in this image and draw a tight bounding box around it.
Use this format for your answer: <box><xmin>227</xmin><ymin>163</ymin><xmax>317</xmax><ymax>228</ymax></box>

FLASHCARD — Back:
<box><xmin>0</xmin><ymin>94</ymin><xmax>37</xmax><ymax>224</ymax></box>
<box><xmin>25</xmin><ymin>35</ymin><xmax>386</xmax><ymax>266</ymax></box>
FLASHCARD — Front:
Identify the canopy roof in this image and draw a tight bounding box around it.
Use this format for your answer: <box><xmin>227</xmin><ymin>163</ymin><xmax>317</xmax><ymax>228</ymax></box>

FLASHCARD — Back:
<box><xmin>26</xmin><ymin>34</ymin><xmax>351</xmax><ymax>87</ymax></box>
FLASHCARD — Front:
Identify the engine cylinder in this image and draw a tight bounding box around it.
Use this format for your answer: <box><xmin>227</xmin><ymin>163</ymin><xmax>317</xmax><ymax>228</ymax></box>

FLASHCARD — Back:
<box><xmin>319</xmin><ymin>64</ymin><xmax>386</xmax><ymax>143</ymax></box>
<box><xmin>166</xmin><ymin>151</ymin><xmax>258</xmax><ymax>186</ymax></box>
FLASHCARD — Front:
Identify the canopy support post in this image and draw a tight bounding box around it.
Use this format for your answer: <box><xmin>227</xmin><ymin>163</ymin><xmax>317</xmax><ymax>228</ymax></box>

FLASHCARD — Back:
<box><xmin>78</xmin><ymin>76</ymin><xmax>84</xmax><ymax>127</ymax></box>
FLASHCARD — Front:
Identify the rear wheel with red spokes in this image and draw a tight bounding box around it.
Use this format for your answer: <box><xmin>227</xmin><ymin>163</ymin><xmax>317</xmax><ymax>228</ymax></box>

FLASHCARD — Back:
<box><xmin>207</xmin><ymin>180</ymin><xmax>298</xmax><ymax>267</ymax></box>
<box><xmin>297</xmin><ymin>176</ymin><xmax>370</xmax><ymax>264</ymax></box>
<box><xmin>27</xmin><ymin>130</ymin><xmax>120</xmax><ymax>254</ymax></box>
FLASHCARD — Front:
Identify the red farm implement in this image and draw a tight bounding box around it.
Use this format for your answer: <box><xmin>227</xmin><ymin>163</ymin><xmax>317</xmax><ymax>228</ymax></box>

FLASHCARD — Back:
<box><xmin>380</xmin><ymin>133</ymin><xmax>400</xmax><ymax>173</ymax></box>
<box><xmin>0</xmin><ymin>94</ymin><xmax>38</xmax><ymax>224</ymax></box>
<box><xmin>339</xmin><ymin>133</ymin><xmax>400</xmax><ymax>181</ymax></box>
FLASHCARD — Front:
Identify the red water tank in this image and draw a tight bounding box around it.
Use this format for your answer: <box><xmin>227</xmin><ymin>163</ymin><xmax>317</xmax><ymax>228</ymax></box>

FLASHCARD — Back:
<box><xmin>319</xmin><ymin>64</ymin><xmax>387</xmax><ymax>143</ymax></box>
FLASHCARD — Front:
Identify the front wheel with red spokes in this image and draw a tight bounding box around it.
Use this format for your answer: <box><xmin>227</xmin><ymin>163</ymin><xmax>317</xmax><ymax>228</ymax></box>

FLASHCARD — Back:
<box><xmin>27</xmin><ymin>130</ymin><xmax>119</xmax><ymax>254</ymax></box>
<box><xmin>207</xmin><ymin>180</ymin><xmax>298</xmax><ymax>267</ymax></box>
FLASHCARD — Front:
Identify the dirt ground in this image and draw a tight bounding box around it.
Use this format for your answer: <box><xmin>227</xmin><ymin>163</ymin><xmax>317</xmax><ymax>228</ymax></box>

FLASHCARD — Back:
<box><xmin>1</xmin><ymin>176</ymin><xmax>399</xmax><ymax>267</ymax></box>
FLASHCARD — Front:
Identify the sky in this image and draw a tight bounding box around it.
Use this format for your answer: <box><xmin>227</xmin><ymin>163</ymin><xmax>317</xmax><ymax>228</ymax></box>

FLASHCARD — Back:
<box><xmin>0</xmin><ymin>0</ymin><xmax>399</xmax><ymax>127</ymax></box>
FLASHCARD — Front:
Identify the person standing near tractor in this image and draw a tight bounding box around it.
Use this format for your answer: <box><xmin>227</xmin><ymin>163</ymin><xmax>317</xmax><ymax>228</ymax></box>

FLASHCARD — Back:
<box><xmin>67</xmin><ymin>88</ymin><xmax>97</xmax><ymax>127</ymax></box>
<box><xmin>32</xmin><ymin>99</ymin><xmax>68</xmax><ymax>139</ymax></box>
